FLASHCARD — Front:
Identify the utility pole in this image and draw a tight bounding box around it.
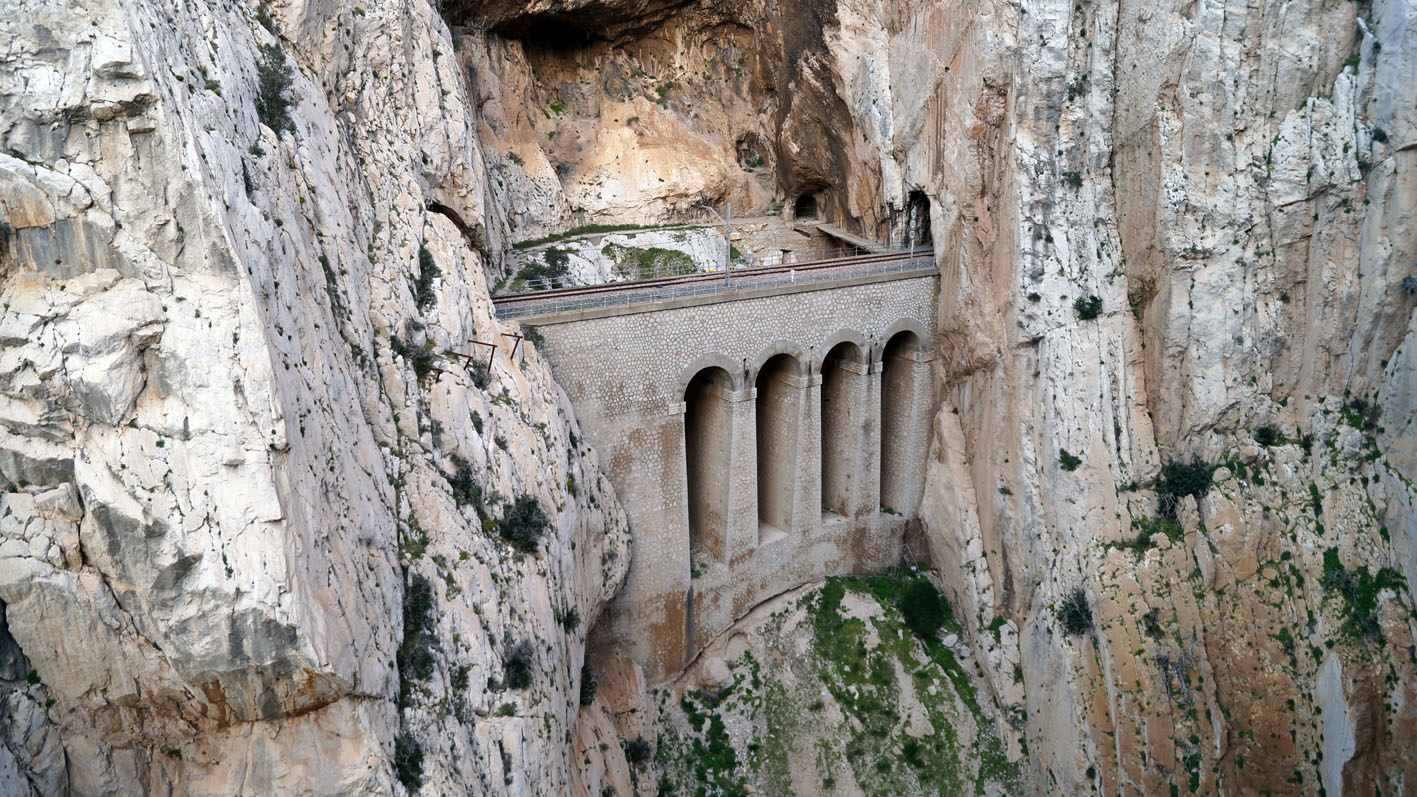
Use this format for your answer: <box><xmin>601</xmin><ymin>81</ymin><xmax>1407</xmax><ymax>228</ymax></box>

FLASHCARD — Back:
<box><xmin>701</xmin><ymin>202</ymin><xmax>733</xmax><ymax>286</ymax></box>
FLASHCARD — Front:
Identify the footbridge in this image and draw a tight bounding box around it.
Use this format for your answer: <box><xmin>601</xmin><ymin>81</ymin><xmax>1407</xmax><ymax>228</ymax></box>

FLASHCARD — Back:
<box><xmin>494</xmin><ymin>249</ymin><xmax>939</xmax><ymax>681</ymax></box>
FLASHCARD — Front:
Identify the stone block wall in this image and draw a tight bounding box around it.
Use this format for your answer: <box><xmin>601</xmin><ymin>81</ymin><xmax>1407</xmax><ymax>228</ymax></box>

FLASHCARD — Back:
<box><xmin>524</xmin><ymin>273</ymin><xmax>938</xmax><ymax>681</ymax></box>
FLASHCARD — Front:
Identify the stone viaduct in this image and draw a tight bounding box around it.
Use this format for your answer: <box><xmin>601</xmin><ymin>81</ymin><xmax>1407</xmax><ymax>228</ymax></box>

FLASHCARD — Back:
<box><xmin>503</xmin><ymin>261</ymin><xmax>939</xmax><ymax>682</ymax></box>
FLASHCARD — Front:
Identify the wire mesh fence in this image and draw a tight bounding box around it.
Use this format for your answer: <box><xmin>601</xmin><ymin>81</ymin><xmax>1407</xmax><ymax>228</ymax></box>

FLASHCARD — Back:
<box><xmin>494</xmin><ymin>253</ymin><xmax>937</xmax><ymax>319</ymax></box>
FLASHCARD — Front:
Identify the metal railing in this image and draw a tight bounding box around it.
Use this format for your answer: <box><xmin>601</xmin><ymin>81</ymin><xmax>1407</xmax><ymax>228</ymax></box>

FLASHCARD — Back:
<box><xmin>500</xmin><ymin>244</ymin><xmax>908</xmax><ymax>295</ymax></box>
<box><xmin>495</xmin><ymin>253</ymin><xmax>936</xmax><ymax>319</ymax></box>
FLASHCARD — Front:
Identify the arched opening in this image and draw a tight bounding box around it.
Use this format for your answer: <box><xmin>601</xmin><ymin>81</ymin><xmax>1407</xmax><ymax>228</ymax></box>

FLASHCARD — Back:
<box><xmin>755</xmin><ymin>353</ymin><xmax>802</xmax><ymax>542</ymax></box>
<box><xmin>685</xmin><ymin>366</ymin><xmax>734</xmax><ymax>564</ymax></box>
<box><xmin>906</xmin><ymin>191</ymin><xmax>932</xmax><ymax>248</ymax></box>
<box><xmin>821</xmin><ymin>341</ymin><xmax>866</xmax><ymax>518</ymax></box>
<box><xmin>880</xmin><ymin>330</ymin><xmax>922</xmax><ymax>514</ymax></box>
<box><xmin>793</xmin><ymin>193</ymin><xmax>819</xmax><ymax>221</ymax></box>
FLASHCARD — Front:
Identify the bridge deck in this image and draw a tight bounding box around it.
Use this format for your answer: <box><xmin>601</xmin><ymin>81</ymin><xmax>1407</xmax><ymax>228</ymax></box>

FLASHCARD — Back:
<box><xmin>494</xmin><ymin>250</ymin><xmax>936</xmax><ymax>324</ymax></box>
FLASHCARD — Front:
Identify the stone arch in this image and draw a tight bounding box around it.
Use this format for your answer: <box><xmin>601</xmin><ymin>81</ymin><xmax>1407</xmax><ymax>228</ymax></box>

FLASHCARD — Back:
<box><xmin>793</xmin><ymin>193</ymin><xmax>819</xmax><ymax>220</ymax></box>
<box><xmin>684</xmin><ymin>365</ymin><xmax>735</xmax><ymax>565</ymax></box>
<box><xmin>679</xmin><ymin>353</ymin><xmax>745</xmax><ymax>398</ymax></box>
<box><xmin>820</xmin><ymin>338</ymin><xmax>867</xmax><ymax>518</ymax></box>
<box><xmin>879</xmin><ymin>325</ymin><xmax>928</xmax><ymax>515</ymax></box>
<box><xmin>748</xmin><ymin>341</ymin><xmax>808</xmax><ymax>381</ymax></box>
<box><xmin>813</xmin><ymin>329</ymin><xmax>869</xmax><ymax>372</ymax></box>
<box><xmin>755</xmin><ymin>352</ymin><xmax>804</xmax><ymax>542</ymax></box>
<box><xmin>873</xmin><ymin>318</ymin><xmax>930</xmax><ymax>363</ymax></box>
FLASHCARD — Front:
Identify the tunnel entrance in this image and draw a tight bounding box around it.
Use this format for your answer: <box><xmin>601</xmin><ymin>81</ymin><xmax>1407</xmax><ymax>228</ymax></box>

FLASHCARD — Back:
<box><xmin>821</xmin><ymin>342</ymin><xmax>866</xmax><ymax>518</ymax></box>
<box><xmin>685</xmin><ymin>367</ymin><xmax>733</xmax><ymax>564</ymax></box>
<box><xmin>756</xmin><ymin>353</ymin><xmax>802</xmax><ymax>542</ymax></box>
<box><xmin>880</xmin><ymin>330</ymin><xmax>922</xmax><ymax>514</ymax></box>
<box><xmin>906</xmin><ymin>191</ymin><xmax>932</xmax><ymax>248</ymax></box>
<box><xmin>793</xmin><ymin>194</ymin><xmax>819</xmax><ymax>221</ymax></box>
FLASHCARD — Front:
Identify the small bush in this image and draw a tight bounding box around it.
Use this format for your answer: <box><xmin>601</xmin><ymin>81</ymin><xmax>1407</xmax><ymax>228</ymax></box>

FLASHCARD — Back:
<box><xmin>1372</xmin><ymin>127</ymin><xmax>1388</xmax><ymax>143</ymax></box>
<box><xmin>1254</xmin><ymin>425</ymin><xmax>1281</xmax><ymax>446</ymax></box>
<box><xmin>498</xmin><ymin>495</ymin><xmax>549</xmax><ymax>554</ymax></box>
<box><xmin>556</xmin><ymin>607</ymin><xmax>581</xmax><ymax>631</ymax></box>
<box><xmin>1062</xmin><ymin>170</ymin><xmax>1082</xmax><ymax>189</ymax></box>
<box><xmin>579</xmin><ymin>662</ymin><xmax>597</xmax><ymax>707</ymax></box>
<box><xmin>521</xmin><ymin>327</ymin><xmax>546</xmax><ymax>348</ymax></box>
<box><xmin>899</xmin><ymin>579</ymin><xmax>945</xmax><ymax>639</ymax></box>
<box><xmin>1403</xmin><ymin>275</ymin><xmax>1417</xmax><ymax>298</ymax></box>
<box><xmin>390</xmin><ymin>335</ymin><xmax>434</xmax><ymax>382</ymax></box>
<box><xmin>255</xmin><ymin>43</ymin><xmax>294</xmax><ymax>133</ymax></box>
<box><xmin>1058</xmin><ymin>588</ymin><xmax>1093</xmax><ymax>636</ymax></box>
<box><xmin>1059</xmin><ymin>449</ymin><xmax>1082</xmax><ymax>471</ymax></box>
<box><xmin>1074</xmin><ymin>295</ymin><xmax>1102</xmax><ymax>320</ymax></box>
<box><xmin>1158</xmin><ymin>458</ymin><xmax>1212</xmax><ymax>518</ymax></box>
<box><xmin>414</xmin><ymin>244</ymin><xmax>440</xmax><ymax>312</ymax></box>
<box><xmin>394</xmin><ymin>731</ymin><xmax>424</xmax><ymax>791</ymax></box>
<box><xmin>397</xmin><ymin>574</ymin><xmax>437</xmax><ymax>700</ymax></box>
<box><xmin>625</xmin><ymin>736</ymin><xmax>652</xmax><ymax>766</ymax></box>
<box><xmin>445</xmin><ymin>453</ymin><xmax>481</xmax><ymax>509</ymax></box>
<box><xmin>503</xmin><ymin>640</ymin><xmax>534</xmax><ymax>690</ymax></box>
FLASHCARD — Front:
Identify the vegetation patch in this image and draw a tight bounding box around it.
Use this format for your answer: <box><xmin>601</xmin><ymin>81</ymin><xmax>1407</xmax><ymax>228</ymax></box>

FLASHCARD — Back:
<box><xmin>397</xmin><ymin>573</ymin><xmax>437</xmax><ymax>704</ymax></box>
<box><xmin>496</xmin><ymin>494</ymin><xmax>550</xmax><ymax>554</ymax></box>
<box><xmin>511</xmin><ymin>223</ymin><xmax>693</xmax><ymax>249</ymax></box>
<box><xmin>255</xmin><ymin>43</ymin><xmax>294</xmax><ymax>133</ymax></box>
<box><xmin>603</xmin><ymin>243</ymin><xmax>697</xmax><ymax>280</ymax></box>
<box><xmin>394</xmin><ymin>731</ymin><xmax>424</xmax><ymax>791</ymax></box>
<box><xmin>1158</xmin><ymin>458</ymin><xmax>1213</xmax><ymax>518</ymax></box>
<box><xmin>1320</xmin><ymin>547</ymin><xmax>1406</xmax><ymax>645</ymax></box>
<box><xmin>1058</xmin><ymin>588</ymin><xmax>1093</xmax><ymax>637</ymax></box>
<box><xmin>413</xmin><ymin>244</ymin><xmax>440</xmax><ymax>312</ymax></box>
<box><xmin>503</xmin><ymin>640</ymin><xmax>534</xmax><ymax>690</ymax></box>
<box><xmin>1059</xmin><ymin>449</ymin><xmax>1082</xmax><ymax>471</ymax></box>
<box><xmin>1073</xmin><ymin>294</ymin><xmax>1102</xmax><ymax>320</ymax></box>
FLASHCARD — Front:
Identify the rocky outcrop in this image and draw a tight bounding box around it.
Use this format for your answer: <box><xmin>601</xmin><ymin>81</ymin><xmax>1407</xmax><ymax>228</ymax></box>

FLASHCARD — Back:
<box><xmin>0</xmin><ymin>0</ymin><xmax>626</xmax><ymax>791</ymax></box>
<box><xmin>2</xmin><ymin>0</ymin><xmax>1415</xmax><ymax>793</ymax></box>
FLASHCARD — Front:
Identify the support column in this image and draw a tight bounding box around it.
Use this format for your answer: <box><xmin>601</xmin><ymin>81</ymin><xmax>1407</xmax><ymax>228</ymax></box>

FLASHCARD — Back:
<box><xmin>862</xmin><ymin>360</ymin><xmax>883</xmax><ymax>519</ymax></box>
<box><xmin>726</xmin><ymin>386</ymin><xmax>758</xmax><ymax>563</ymax></box>
<box><xmin>799</xmin><ymin>370</ymin><xmax>823</xmax><ymax>537</ymax></box>
<box><xmin>899</xmin><ymin>353</ymin><xmax>936</xmax><ymax>517</ymax></box>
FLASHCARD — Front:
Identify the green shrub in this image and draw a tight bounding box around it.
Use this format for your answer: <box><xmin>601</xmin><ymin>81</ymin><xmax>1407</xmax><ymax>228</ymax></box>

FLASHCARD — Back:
<box><xmin>1058</xmin><ymin>588</ymin><xmax>1092</xmax><ymax>636</ymax></box>
<box><xmin>1254</xmin><ymin>425</ymin><xmax>1281</xmax><ymax>446</ymax></box>
<box><xmin>579</xmin><ymin>662</ymin><xmax>597</xmax><ymax>706</ymax></box>
<box><xmin>255</xmin><ymin>43</ymin><xmax>294</xmax><ymax>133</ymax></box>
<box><xmin>503</xmin><ymin>640</ymin><xmax>533</xmax><ymax>690</ymax></box>
<box><xmin>1321</xmin><ymin>546</ymin><xmax>1404</xmax><ymax>643</ymax></box>
<box><xmin>445</xmin><ymin>454</ymin><xmax>481</xmax><ymax>510</ymax></box>
<box><xmin>1062</xmin><ymin>170</ymin><xmax>1082</xmax><ymax>189</ymax></box>
<box><xmin>397</xmin><ymin>574</ymin><xmax>437</xmax><ymax>700</ymax></box>
<box><xmin>498</xmin><ymin>495</ymin><xmax>549</xmax><ymax>553</ymax></box>
<box><xmin>1158</xmin><ymin>458</ymin><xmax>1212</xmax><ymax>518</ymax></box>
<box><xmin>414</xmin><ymin>244</ymin><xmax>440</xmax><ymax>311</ymax></box>
<box><xmin>1059</xmin><ymin>449</ymin><xmax>1082</xmax><ymax>471</ymax></box>
<box><xmin>625</xmin><ymin>736</ymin><xmax>652</xmax><ymax>766</ymax></box>
<box><xmin>1074</xmin><ymin>295</ymin><xmax>1102</xmax><ymax>320</ymax></box>
<box><xmin>899</xmin><ymin>579</ymin><xmax>945</xmax><ymax>639</ymax></box>
<box><xmin>394</xmin><ymin>731</ymin><xmax>424</xmax><ymax>791</ymax></box>
<box><xmin>389</xmin><ymin>335</ymin><xmax>434</xmax><ymax>382</ymax></box>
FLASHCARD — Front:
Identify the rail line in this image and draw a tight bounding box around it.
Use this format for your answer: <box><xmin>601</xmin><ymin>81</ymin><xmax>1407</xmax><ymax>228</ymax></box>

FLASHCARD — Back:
<box><xmin>493</xmin><ymin>249</ymin><xmax>936</xmax><ymax>320</ymax></box>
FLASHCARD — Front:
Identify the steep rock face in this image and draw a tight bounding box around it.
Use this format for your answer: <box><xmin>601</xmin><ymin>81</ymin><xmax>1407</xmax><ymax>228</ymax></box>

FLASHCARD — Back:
<box><xmin>2</xmin><ymin>0</ymin><xmax>1416</xmax><ymax>793</ymax></box>
<box><xmin>0</xmin><ymin>0</ymin><xmax>626</xmax><ymax>792</ymax></box>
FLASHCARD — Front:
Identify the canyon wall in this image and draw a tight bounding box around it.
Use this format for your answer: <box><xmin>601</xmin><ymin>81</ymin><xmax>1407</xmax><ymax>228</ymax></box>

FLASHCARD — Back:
<box><xmin>1</xmin><ymin>0</ymin><xmax>1415</xmax><ymax>793</ymax></box>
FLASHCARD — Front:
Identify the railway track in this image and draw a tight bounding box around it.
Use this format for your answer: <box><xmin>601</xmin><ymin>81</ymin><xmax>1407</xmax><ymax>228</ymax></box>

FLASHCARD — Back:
<box><xmin>492</xmin><ymin>250</ymin><xmax>924</xmax><ymax>316</ymax></box>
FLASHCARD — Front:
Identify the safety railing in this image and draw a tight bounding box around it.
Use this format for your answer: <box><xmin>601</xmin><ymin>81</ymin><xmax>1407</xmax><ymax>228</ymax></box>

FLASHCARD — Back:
<box><xmin>501</xmin><ymin>244</ymin><xmax>911</xmax><ymax>294</ymax></box>
<box><xmin>495</xmin><ymin>254</ymin><xmax>936</xmax><ymax>319</ymax></box>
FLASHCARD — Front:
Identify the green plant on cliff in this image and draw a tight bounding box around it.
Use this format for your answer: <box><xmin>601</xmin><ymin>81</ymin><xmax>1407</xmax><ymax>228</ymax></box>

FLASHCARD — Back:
<box><xmin>414</xmin><ymin>244</ymin><xmax>440</xmax><ymax>311</ymax></box>
<box><xmin>1059</xmin><ymin>449</ymin><xmax>1082</xmax><ymax>471</ymax></box>
<box><xmin>497</xmin><ymin>494</ymin><xmax>549</xmax><ymax>554</ymax></box>
<box><xmin>397</xmin><ymin>573</ymin><xmax>437</xmax><ymax>704</ymax></box>
<box><xmin>255</xmin><ymin>43</ymin><xmax>295</xmax><ymax>133</ymax></box>
<box><xmin>394</xmin><ymin>731</ymin><xmax>424</xmax><ymax>791</ymax></box>
<box><xmin>1073</xmin><ymin>294</ymin><xmax>1102</xmax><ymax>320</ymax></box>
<box><xmin>899</xmin><ymin>578</ymin><xmax>946</xmax><ymax>639</ymax></box>
<box><xmin>1158</xmin><ymin>458</ymin><xmax>1213</xmax><ymax>518</ymax></box>
<box><xmin>1058</xmin><ymin>588</ymin><xmax>1093</xmax><ymax>636</ymax></box>
<box><xmin>603</xmin><ymin>242</ymin><xmax>697</xmax><ymax>280</ymax></box>
<box><xmin>1321</xmin><ymin>547</ymin><xmax>1405</xmax><ymax>644</ymax></box>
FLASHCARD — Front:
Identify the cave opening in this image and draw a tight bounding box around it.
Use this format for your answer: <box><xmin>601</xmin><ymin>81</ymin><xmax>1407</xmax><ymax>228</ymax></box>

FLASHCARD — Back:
<box><xmin>492</xmin><ymin>14</ymin><xmax>598</xmax><ymax>51</ymax></box>
<box><xmin>906</xmin><ymin>190</ymin><xmax>932</xmax><ymax>248</ymax></box>
<box><xmin>793</xmin><ymin>194</ymin><xmax>819</xmax><ymax>220</ymax></box>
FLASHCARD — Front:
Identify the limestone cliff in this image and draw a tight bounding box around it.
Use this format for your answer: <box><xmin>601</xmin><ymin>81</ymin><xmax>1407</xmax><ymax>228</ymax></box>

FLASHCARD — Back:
<box><xmin>2</xmin><ymin>0</ymin><xmax>1416</xmax><ymax>794</ymax></box>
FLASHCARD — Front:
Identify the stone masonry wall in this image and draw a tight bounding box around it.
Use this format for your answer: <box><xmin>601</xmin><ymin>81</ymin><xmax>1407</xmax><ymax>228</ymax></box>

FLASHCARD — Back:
<box><xmin>523</xmin><ymin>273</ymin><xmax>938</xmax><ymax>681</ymax></box>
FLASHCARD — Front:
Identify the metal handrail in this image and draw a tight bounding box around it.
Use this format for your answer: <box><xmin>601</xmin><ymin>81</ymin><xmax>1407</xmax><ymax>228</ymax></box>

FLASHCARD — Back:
<box><xmin>495</xmin><ymin>254</ymin><xmax>936</xmax><ymax>319</ymax></box>
<box><xmin>499</xmin><ymin>244</ymin><xmax>910</xmax><ymax>295</ymax></box>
